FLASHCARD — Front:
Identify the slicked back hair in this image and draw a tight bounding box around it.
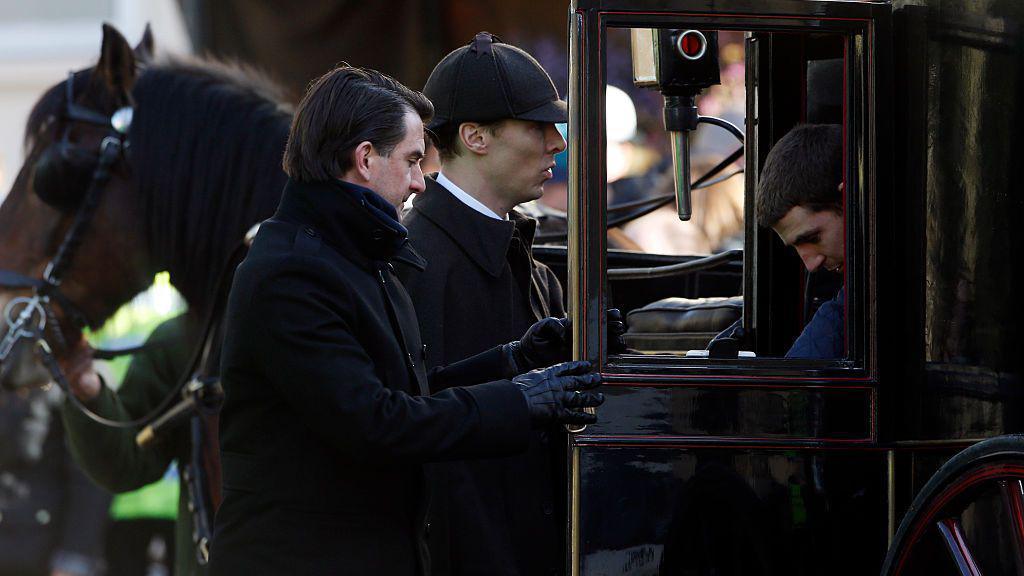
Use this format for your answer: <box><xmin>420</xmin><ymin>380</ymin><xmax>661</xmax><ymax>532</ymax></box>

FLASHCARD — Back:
<box><xmin>756</xmin><ymin>124</ymin><xmax>843</xmax><ymax>227</ymax></box>
<box><xmin>284</xmin><ymin>65</ymin><xmax>433</xmax><ymax>182</ymax></box>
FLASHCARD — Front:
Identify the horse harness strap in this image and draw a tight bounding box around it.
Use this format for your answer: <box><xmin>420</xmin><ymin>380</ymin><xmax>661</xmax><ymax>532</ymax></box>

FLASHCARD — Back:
<box><xmin>0</xmin><ymin>70</ymin><xmax>159</xmax><ymax>425</ymax></box>
<box><xmin>163</xmin><ymin>231</ymin><xmax>255</xmax><ymax>566</ymax></box>
<box><xmin>0</xmin><ymin>70</ymin><xmax>252</xmax><ymax>565</ymax></box>
<box><xmin>0</xmin><ymin>72</ymin><xmax>247</xmax><ymax>566</ymax></box>
<box><xmin>0</xmin><ymin>75</ymin><xmax>130</xmax><ymax>370</ymax></box>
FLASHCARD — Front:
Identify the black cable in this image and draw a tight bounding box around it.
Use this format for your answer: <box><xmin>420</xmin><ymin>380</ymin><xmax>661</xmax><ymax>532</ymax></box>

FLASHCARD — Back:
<box><xmin>535</xmin><ymin>143</ymin><xmax>744</xmax><ymax>243</ymax></box>
<box><xmin>604</xmin><ymin>167</ymin><xmax>744</xmax><ymax>230</ymax></box>
<box><xmin>607</xmin><ymin>145</ymin><xmax>744</xmax><ymax>215</ymax></box>
<box><xmin>608</xmin><ymin>249</ymin><xmax>743</xmax><ymax>280</ymax></box>
<box><xmin>698</xmin><ymin>115</ymin><xmax>744</xmax><ymax>143</ymax></box>
<box><xmin>695</xmin><ymin>168</ymin><xmax>745</xmax><ymax>190</ymax></box>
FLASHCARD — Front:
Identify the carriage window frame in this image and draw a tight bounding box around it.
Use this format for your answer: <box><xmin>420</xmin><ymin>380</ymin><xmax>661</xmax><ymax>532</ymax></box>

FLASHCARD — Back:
<box><xmin>567</xmin><ymin>6</ymin><xmax>888</xmax><ymax>381</ymax></box>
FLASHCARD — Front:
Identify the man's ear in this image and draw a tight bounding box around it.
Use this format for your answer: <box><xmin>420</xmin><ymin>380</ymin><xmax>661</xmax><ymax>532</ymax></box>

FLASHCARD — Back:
<box><xmin>351</xmin><ymin>141</ymin><xmax>375</xmax><ymax>182</ymax></box>
<box><xmin>838</xmin><ymin>181</ymin><xmax>845</xmax><ymax>194</ymax></box>
<box><xmin>458</xmin><ymin>122</ymin><xmax>489</xmax><ymax>156</ymax></box>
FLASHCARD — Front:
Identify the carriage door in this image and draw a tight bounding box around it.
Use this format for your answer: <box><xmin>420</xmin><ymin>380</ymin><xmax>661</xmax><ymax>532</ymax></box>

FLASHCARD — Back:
<box><xmin>566</xmin><ymin>1</ymin><xmax>892</xmax><ymax>574</ymax></box>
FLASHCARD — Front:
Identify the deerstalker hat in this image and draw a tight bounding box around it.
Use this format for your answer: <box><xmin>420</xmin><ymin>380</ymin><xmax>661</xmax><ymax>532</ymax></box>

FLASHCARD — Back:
<box><xmin>424</xmin><ymin>32</ymin><xmax>567</xmax><ymax>131</ymax></box>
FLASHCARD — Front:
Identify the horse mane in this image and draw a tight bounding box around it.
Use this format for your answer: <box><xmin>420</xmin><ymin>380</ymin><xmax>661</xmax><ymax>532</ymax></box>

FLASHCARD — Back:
<box><xmin>131</xmin><ymin>56</ymin><xmax>294</xmax><ymax>308</ymax></box>
<box><xmin>23</xmin><ymin>55</ymin><xmax>297</xmax><ymax>314</ymax></box>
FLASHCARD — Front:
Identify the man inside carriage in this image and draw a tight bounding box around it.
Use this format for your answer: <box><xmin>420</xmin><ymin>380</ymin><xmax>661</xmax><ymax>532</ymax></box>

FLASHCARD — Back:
<box><xmin>756</xmin><ymin>123</ymin><xmax>845</xmax><ymax>359</ymax></box>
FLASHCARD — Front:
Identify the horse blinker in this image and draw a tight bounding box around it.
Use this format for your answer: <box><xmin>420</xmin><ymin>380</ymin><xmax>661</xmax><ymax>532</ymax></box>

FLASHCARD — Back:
<box><xmin>31</xmin><ymin>71</ymin><xmax>132</xmax><ymax>212</ymax></box>
<box><xmin>32</xmin><ymin>140</ymin><xmax>98</xmax><ymax>211</ymax></box>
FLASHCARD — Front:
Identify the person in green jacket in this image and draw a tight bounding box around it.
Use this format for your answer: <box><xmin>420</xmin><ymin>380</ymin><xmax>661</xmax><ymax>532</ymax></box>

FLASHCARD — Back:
<box><xmin>60</xmin><ymin>315</ymin><xmax>203</xmax><ymax>576</ymax></box>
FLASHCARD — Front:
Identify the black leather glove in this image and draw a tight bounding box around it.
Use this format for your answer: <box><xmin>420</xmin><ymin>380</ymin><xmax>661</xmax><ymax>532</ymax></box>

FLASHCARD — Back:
<box><xmin>513</xmin><ymin>360</ymin><xmax>603</xmax><ymax>425</ymax></box>
<box><xmin>502</xmin><ymin>310</ymin><xmax>628</xmax><ymax>376</ymax></box>
<box><xmin>502</xmin><ymin>317</ymin><xmax>570</xmax><ymax>377</ymax></box>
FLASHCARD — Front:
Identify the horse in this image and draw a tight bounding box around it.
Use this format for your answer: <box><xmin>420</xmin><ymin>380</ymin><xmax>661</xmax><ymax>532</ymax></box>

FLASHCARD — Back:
<box><xmin>0</xmin><ymin>23</ymin><xmax>292</xmax><ymax>391</ymax></box>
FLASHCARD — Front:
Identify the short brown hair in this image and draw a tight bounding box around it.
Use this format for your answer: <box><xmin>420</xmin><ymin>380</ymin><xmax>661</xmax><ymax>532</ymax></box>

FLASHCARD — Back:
<box><xmin>283</xmin><ymin>65</ymin><xmax>433</xmax><ymax>182</ymax></box>
<box><xmin>431</xmin><ymin>120</ymin><xmax>503</xmax><ymax>162</ymax></box>
<box><xmin>756</xmin><ymin>124</ymin><xmax>843</xmax><ymax>227</ymax></box>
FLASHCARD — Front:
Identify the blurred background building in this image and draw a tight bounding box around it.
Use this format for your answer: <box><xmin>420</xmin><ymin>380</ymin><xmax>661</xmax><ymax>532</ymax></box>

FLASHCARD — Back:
<box><xmin>0</xmin><ymin>0</ymin><xmax>190</xmax><ymax>197</ymax></box>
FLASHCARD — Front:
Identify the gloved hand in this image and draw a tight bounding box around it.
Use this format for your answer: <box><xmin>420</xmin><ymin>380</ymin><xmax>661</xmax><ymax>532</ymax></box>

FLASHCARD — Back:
<box><xmin>502</xmin><ymin>310</ymin><xmax>629</xmax><ymax>377</ymax></box>
<box><xmin>502</xmin><ymin>317</ymin><xmax>570</xmax><ymax>377</ymax></box>
<box><xmin>513</xmin><ymin>360</ymin><xmax>603</xmax><ymax>425</ymax></box>
<box><xmin>606</xmin><ymin>308</ymin><xmax>628</xmax><ymax>355</ymax></box>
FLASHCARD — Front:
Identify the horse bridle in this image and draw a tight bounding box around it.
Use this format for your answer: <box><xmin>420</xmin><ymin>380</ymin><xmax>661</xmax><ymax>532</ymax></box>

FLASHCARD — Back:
<box><xmin>0</xmin><ymin>71</ymin><xmax>134</xmax><ymax>406</ymax></box>
<box><xmin>0</xmin><ymin>70</ymin><xmax>254</xmax><ymax>566</ymax></box>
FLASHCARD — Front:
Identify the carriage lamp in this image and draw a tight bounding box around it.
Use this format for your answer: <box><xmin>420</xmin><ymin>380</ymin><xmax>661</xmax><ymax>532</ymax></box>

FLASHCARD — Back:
<box><xmin>676</xmin><ymin>30</ymin><xmax>708</xmax><ymax>60</ymax></box>
<box><xmin>631</xmin><ymin>28</ymin><xmax>721</xmax><ymax>221</ymax></box>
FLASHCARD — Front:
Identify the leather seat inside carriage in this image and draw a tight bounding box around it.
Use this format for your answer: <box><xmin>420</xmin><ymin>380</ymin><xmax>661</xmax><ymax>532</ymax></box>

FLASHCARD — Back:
<box><xmin>624</xmin><ymin>296</ymin><xmax>743</xmax><ymax>354</ymax></box>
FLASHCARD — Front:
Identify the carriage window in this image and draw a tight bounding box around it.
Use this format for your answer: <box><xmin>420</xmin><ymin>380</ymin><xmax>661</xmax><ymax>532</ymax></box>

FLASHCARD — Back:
<box><xmin>588</xmin><ymin>25</ymin><xmax>865</xmax><ymax>372</ymax></box>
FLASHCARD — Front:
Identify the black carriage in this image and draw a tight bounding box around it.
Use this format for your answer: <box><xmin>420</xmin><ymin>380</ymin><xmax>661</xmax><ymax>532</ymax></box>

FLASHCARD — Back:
<box><xmin>539</xmin><ymin>0</ymin><xmax>1024</xmax><ymax>574</ymax></box>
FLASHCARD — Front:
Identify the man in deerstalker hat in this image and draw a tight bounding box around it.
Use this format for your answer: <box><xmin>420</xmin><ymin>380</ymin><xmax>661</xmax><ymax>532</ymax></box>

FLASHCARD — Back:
<box><xmin>396</xmin><ymin>32</ymin><xmax>625</xmax><ymax>576</ymax></box>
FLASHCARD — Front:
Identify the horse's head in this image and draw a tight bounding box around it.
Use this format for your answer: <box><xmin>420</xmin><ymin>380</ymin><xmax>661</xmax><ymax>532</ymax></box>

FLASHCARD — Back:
<box><xmin>0</xmin><ymin>24</ymin><xmax>157</xmax><ymax>389</ymax></box>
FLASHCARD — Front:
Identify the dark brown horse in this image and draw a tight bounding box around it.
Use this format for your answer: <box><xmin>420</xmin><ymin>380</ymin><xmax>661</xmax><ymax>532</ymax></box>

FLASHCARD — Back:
<box><xmin>0</xmin><ymin>24</ymin><xmax>291</xmax><ymax>390</ymax></box>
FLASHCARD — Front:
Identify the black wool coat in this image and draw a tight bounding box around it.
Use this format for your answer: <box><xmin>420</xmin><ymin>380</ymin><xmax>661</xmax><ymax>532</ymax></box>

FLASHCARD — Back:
<box><xmin>1</xmin><ymin>388</ymin><xmax>110</xmax><ymax>576</ymax></box>
<box><xmin>397</xmin><ymin>177</ymin><xmax>568</xmax><ymax>576</ymax></box>
<box><xmin>210</xmin><ymin>178</ymin><xmax>531</xmax><ymax>576</ymax></box>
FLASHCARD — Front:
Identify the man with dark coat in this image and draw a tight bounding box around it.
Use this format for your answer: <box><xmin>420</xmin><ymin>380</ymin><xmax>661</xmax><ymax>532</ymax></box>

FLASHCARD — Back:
<box><xmin>0</xmin><ymin>386</ymin><xmax>110</xmax><ymax>576</ymax></box>
<box><xmin>395</xmin><ymin>33</ymin><xmax>590</xmax><ymax>576</ymax></box>
<box><xmin>209</xmin><ymin>65</ymin><xmax>603</xmax><ymax>576</ymax></box>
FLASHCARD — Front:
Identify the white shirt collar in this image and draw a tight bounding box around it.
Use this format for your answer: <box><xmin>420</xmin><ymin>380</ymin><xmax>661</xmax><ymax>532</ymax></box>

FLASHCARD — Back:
<box><xmin>436</xmin><ymin>172</ymin><xmax>506</xmax><ymax>221</ymax></box>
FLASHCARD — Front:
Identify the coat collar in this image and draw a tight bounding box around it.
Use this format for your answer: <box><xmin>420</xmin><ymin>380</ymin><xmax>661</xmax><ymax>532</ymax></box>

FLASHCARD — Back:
<box><xmin>412</xmin><ymin>177</ymin><xmax>537</xmax><ymax>278</ymax></box>
<box><xmin>275</xmin><ymin>178</ymin><xmax>426</xmax><ymax>270</ymax></box>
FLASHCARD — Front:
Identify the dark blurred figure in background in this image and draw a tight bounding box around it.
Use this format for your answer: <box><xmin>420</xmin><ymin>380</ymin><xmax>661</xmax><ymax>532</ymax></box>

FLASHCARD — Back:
<box><xmin>60</xmin><ymin>317</ymin><xmax>198</xmax><ymax>576</ymax></box>
<box><xmin>0</xmin><ymin>387</ymin><xmax>110</xmax><ymax>576</ymax></box>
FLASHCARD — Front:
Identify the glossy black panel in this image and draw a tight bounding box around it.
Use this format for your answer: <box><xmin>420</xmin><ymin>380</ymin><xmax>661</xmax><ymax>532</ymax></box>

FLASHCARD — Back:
<box><xmin>886</xmin><ymin>0</ymin><xmax>1024</xmax><ymax>443</ymax></box>
<box><xmin>921</xmin><ymin>0</ymin><xmax>1024</xmax><ymax>376</ymax></box>
<box><xmin>582</xmin><ymin>384</ymin><xmax>873</xmax><ymax>440</ymax></box>
<box><xmin>916</xmin><ymin>365</ymin><xmax>1024</xmax><ymax>439</ymax></box>
<box><xmin>576</xmin><ymin>446</ymin><xmax>888</xmax><ymax>575</ymax></box>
